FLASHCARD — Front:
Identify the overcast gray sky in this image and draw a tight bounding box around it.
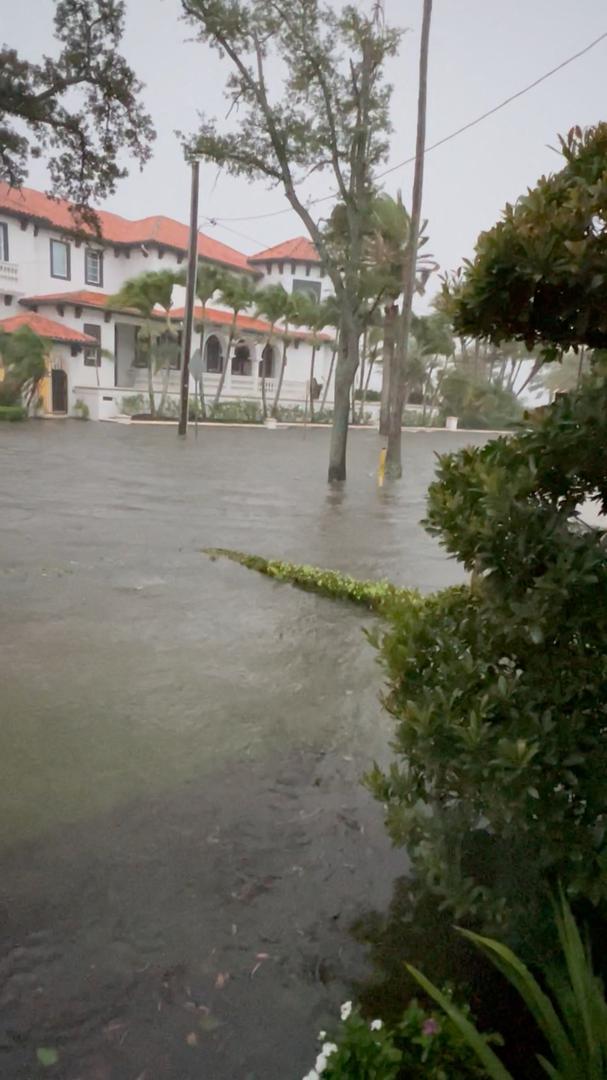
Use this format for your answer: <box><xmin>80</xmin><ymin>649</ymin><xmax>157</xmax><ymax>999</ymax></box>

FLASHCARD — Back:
<box><xmin>5</xmin><ymin>0</ymin><xmax>607</xmax><ymax>303</ymax></box>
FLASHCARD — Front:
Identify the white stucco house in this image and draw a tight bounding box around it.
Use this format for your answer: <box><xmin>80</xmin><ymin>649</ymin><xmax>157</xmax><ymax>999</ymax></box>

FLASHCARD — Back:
<box><xmin>0</xmin><ymin>184</ymin><xmax>337</xmax><ymax>419</ymax></box>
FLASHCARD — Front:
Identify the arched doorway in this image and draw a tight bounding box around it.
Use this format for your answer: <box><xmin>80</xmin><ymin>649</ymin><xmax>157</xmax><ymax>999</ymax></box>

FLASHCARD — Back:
<box><xmin>51</xmin><ymin>369</ymin><xmax>68</xmax><ymax>413</ymax></box>
<box><xmin>259</xmin><ymin>344</ymin><xmax>274</xmax><ymax>379</ymax></box>
<box><xmin>204</xmin><ymin>334</ymin><xmax>223</xmax><ymax>373</ymax></box>
<box><xmin>231</xmin><ymin>339</ymin><xmax>251</xmax><ymax>375</ymax></box>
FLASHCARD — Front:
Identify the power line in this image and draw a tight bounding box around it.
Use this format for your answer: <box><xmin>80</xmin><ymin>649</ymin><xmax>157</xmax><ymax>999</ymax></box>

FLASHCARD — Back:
<box><xmin>203</xmin><ymin>28</ymin><xmax>607</xmax><ymax>225</ymax></box>
<box><xmin>199</xmin><ymin>217</ymin><xmax>269</xmax><ymax>249</ymax></box>
<box><xmin>376</xmin><ymin>27</ymin><xmax>607</xmax><ymax>181</ymax></box>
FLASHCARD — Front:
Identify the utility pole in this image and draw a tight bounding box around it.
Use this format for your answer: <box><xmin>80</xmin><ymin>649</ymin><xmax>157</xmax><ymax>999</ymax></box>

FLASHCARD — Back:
<box><xmin>385</xmin><ymin>0</ymin><xmax>433</xmax><ymax>478</ymax></box>
<box><xmin>178</xmin><ymin>158</ymin><xmax>200</xmax><ymax>437</ymax></box>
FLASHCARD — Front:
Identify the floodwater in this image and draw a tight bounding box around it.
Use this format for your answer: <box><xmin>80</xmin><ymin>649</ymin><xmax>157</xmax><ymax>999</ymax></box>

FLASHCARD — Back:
<box><xmin>0</xmin><ymin>422</ymin><xmax>485</xmax><ymax>1080</ymax></box>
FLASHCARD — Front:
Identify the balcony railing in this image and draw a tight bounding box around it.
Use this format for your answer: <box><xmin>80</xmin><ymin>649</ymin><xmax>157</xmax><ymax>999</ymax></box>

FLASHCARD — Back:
<box><xmin>0</xmin><ymin>260</ymin><xmax>19</xmax><ymax>283</ymax></box>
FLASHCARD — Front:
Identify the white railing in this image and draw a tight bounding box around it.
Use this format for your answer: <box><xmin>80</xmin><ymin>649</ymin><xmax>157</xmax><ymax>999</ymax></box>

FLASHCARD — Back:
<box><xmin>129</xmin><ymin>368</ymin><xmax>325</xmax><ymax>406</ymax></box>
<box><xmin>0</xmin><ymin>260</ymin><xmax>18</xmax><ymax>282</ymax></box>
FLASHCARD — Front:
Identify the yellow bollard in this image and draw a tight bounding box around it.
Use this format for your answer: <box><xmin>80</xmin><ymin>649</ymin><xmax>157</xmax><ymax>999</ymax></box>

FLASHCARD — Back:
<box><xmin>377</xmin><ymin>446</ymin><xmax>387</xmax><ymax>487</ymax></box>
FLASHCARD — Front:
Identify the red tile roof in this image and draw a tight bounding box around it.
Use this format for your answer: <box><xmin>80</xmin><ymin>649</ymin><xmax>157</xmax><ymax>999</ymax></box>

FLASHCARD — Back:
<box><xmin>20</xmin><ymin>289</ymin><xmax>169</xmax><ymax>320</ymax></box>
<box><xmin>22</xmin><ymin>290</ymin><xmax>112</xmax><ymax>309</ymax></box>
<box><xmin>20</xmin><ymin>293</ymin><xmax>332</xmax><ymax>341</ymax></box>
<box><xmin>248</xmin><ymin>237</ymin><xmax>320</xmax><ymax>264</ymax></box>
<box><xmin>0</xmin><ymin>312</ymin><xmax>97</xmax><ymax>344</ymax></box>
<box><xmin>171</xmin><ymin>304</ymin><xmax>332</xmax><ymax>341</ymax></box>
<box><xmin>0</xmin><ymin>184</ymin><xmax>253</xmax><ymax>273</ymax></box>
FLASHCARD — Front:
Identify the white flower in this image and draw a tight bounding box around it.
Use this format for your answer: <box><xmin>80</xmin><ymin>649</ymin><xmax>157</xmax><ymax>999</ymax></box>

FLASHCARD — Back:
<box><xmin>315</xmin><ymin>1052</ymin><xmax>328</xmax><ymax>1073</ymax></box>
<box><xmin>370</xmin><ymin>1019</ymin><xmax>383</xmax><ymax>1031</ymax></box>
<box><xmin>340</xmin><ymin>1000</ymin><xmax>353</xmax><ymax>1021</ymax></box>
<box><xmin>318</xmin><ymin>1031</ymin><xmax>326</xmax><ymax>1041</ymax></box>
<box><xmin>322</xmin><ymin>1042</ymin><xmax>338</xmax><ymax>1057</ymax></box>
<box><xmin>302</xmin><ymin>1071</ymin><xmax>319</xmax><ymax>1080</ymax></box>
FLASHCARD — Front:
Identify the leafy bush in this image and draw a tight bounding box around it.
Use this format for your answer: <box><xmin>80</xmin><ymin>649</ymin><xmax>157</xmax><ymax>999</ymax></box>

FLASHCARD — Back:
<box><xmin>438</xmin><ymin>370</ymin><xmax>522</xmax><ymax>430</ymax></box>
<box><xmin>210</xmin><ymin>399</ymin><xmax>262</xmax><ymax>423</ymax></box>
<box><xmin>0</xmin><ymin>381</ymin><xmax>21</xmax><ymax>406</ymax></box>
<box><xmin>355</xmin><ymin>388</ymin><xmax>381</xmax><ymax>401</ymax></box>
<box><xmin>410</xmin><ymin>896</ymin><xmax>607</xmax><ymax>1079</ymax></box>
<box><xmin>367</xmin><ymin>373</ymin><xmax>607</xmax><ymax>939</ymax></box>
<box><xmin>73</xmin><ymin>399</ymin><xmax>90</xmax><ymax>420</ymax></box>
<box><xmin>0</xmin><ymin>405</ymin><xmax>27</xmax><ymax>421</ymax></box>
<box><xmin>157</xmin><ymin>397</ymin><xmax>179</xmax><ymax>418</ymax></box>
<box><xmin>303</xmin><ymin>999</ymin><xmax>494</xmax><ymax>1079</ymax></box>
<box><xmin>449</xmin><ymin>124</ymin><xmax>607</xmax><ymax>357</ymax></box>
<box><xmin>203</xmin><ymin>548</ymin><xmax>418</xmax><ymax>614</ymax></box>
<box><xmin>402</xmin><ymin>409</ymin><xmax>426</xmax><ymax>427</ymax></box>
<box><xmin>119</xmin><ymin>394</ymin><xmax>145</xmax><ymax>416</ymax></box>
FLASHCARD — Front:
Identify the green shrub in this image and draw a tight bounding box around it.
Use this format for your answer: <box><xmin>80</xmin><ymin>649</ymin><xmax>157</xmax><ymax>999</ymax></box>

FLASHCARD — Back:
<box><xmin>73</xmin><ymin>399</ymin><xmax>90</xmax><ymax>420</ymax></box>
<box><xmin>0</xmin><ymin>404</ymin><xmax>27</xmax><ymax>421</ymax></box>
<box><xmin>355</xmin><ymin>388</ymin><xmax>381</xmax><ymax>401</ymax></box>
<box><xmin>303</xmin><ymin>998</ymin><xmax>494</xmax><ymax>1079</ymax></box>
<box><xmin>203</xmin><ymin>549</ymin><xmax>419</xmax><ymax>614</ymax></box>
<box><xmin>402</xmin><ymin>409</ymin><xmax>425</xmax><ymax>427</ymax></box>
<box><xmin>367</xmin><ymin>373</ymin><xmax>607</xmax><ymax>939</ymax></box>
<box><xmin>438</xmin><ymin>370</ymin><xmax>522</xmax><ymax>430</ymax></box>
<box><xmin>210</xmin><ymin>399</ymin><xmax>262</xmax><ymax>423</ymax></box>
<box><xmin>157</xmin><ymin>397</ymin><xmax>179</xmax><ymax>418</ymax></box>
<box><xmin>0</xmin><ymin>381</ymin><xmax>20</xmax><ymax>406</ymax></box>
<box><xmin>410</xmin><ymin>896</ymin><xmax>607</xmax><ymax>1080</ymax></box>
<box><xmin>119</xmin><ymin>394</ymin><xmax>145</xmax><ymax>416</ymax></box>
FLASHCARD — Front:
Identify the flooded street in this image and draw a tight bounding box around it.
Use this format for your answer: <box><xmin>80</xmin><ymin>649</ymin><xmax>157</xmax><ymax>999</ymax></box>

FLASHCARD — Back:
<box><xmin>0</xmin><ymin>422</ymin><xmax>484</xmax><ymax>1080</ymax></box>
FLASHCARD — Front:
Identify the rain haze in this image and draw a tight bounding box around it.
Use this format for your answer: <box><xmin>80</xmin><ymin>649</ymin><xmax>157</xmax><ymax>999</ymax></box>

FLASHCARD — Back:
<box><xmin>2</xmin><ymin>5</ymin><xmax>607</xmax><ymax>1078</ymax></box>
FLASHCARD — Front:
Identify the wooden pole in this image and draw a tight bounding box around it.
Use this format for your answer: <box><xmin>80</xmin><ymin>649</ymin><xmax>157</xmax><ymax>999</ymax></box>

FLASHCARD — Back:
<box><xmin>385</xmin><ymin>0</ymin><xmax>433</xmax><ymax>477</ymax></box>
<box><xmin>178</xmin><ymin>159</ymin><xmax>200</xmax><ymax>437</ymax></box>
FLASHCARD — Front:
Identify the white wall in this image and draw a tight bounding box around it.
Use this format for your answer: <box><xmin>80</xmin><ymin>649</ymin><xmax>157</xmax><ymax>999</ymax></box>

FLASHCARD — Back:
<box><xmin>0</xmin><ymin>213</ymin><xmax>191</xmax><ymax>306</ymax></box>
<box><xmin>255</xmin><ymin>260</ymin><xmax>333</xmax><ymax>304</ymax></box>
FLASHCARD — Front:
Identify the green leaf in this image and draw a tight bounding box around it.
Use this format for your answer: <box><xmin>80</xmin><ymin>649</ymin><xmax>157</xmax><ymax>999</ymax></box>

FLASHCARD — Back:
<box><xmin>457</xmin><ymin>929</ymin><xmax>578</xmax><ymax>1074</ymax></box>
<box><xmin>36</xmin><ymin>1048</ymin><xmax>59</xmax><ymax>1067</ymax></box>
<box><xmin>406</xmin><ymin>964</ymin><xmax>513</xmax><ymax>1079</ymax></box>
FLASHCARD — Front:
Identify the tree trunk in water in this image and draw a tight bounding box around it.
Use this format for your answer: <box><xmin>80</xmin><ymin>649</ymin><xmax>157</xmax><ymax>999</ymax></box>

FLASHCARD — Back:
<box><xmin>271</xmin><ymin>331</ymin><xmax>289</xmax><ymax>418</ymax></box>
<box><xmin>328</xmin><ymin>327</ymin><xmax>359</xmax><ymax>482</ymax></box>
<box><xmin>379</xmin><ymin>304</ymin><xmax>397</xmax><ymax>435</ymax></box>
<box><xmin>309</xmin><ymin>344</ymin><xmax>318</xmax><ymax>422</ymax></box>
<box><xmin>386</xmin><ymin>0</ymin><xmax>433</xmax><ymax>479</ymax></box>
<box><xmin>212</xmin><ymin>317</ymin><xmax>236</xmax><ymax>412</ymax></box>
<box><xmin>320</xmin><ymin>339</ymin><xmax>338</xmax><ymax>414</ymax></box>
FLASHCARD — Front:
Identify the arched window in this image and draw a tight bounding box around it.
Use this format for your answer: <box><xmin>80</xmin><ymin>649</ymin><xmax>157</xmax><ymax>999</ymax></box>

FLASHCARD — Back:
<box><xmin>259</xmin><ymin>344</ymin><xmax>274</xmax><ymax>379</ymax></box>
<box><xmin>231</xmin><ymin>339</ymin><xmax>251</xmax><ymax>375</ymax></box>
<box><xmin>205</xmin><ymin>334</ymin><xmax>223</xmax><ymax>373</ymax></box>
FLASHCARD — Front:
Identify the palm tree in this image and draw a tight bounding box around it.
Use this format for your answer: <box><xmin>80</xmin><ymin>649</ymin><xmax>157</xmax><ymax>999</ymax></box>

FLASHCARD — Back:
<box><xmin>287</xmin><ymin>292</ymin><xmax>322</xmax><ymax>421</ymax></box>
<box><xmin>319</xmin><ymin>295</ymin><xmax>341</xmax><ymax>415</ymax></box>
<box><xmin>211</xmin><ymin>274</ymin><xmax>257</xmax><ymax>413</ymax></box>
<box><xmin>0</xmin><ymin>326</ymin><xmax>47</xmax><ymax>408</ymax></box>
<box><xmin>176</xmin><ymin>264</ymin><xmax>223</xmax><ymax>419</ymax></box>
<box><xmin>410</xmin><ymin>311</ymin><xmax>454</xmax><ymax>424</ymax></box>
<box><xmin>271</xmin><ymin>290</ymin><xmax>310</xmax><ymax>418</ymax></box>
<box><xmin>362</xmin><ymin>192</ymin><xmax>435</xmax><ymax>435</ymax></box>
<box><xmin>255</xmin><ymin>284</ymin><xmax>289</xmax><ymax>418</ymax></box>
<box><xmin>110</xmin><ymin>270</ymin><xmax>178</xmax><ymax>417</ymax></box>
<box><xmin>358</xmin><ymin>323</ymin><xmax>382</xmax><ymax>422</ymax></box>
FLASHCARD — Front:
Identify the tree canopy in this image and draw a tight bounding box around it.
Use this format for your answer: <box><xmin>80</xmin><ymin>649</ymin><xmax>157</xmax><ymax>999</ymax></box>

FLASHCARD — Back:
<box><xmin>181</xmin><ymin>0</ymin><xmax>403</xmax><ymax>479</ymax></box>
<box><xmin>1</xmin><ymin>0</ymin><xmax>154</xmax><ymax>219</ymax></box>
<box><xmin>449</xmin><ymin>124</ymin><xmax>607</xmax><ymax>357</ymax></box>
